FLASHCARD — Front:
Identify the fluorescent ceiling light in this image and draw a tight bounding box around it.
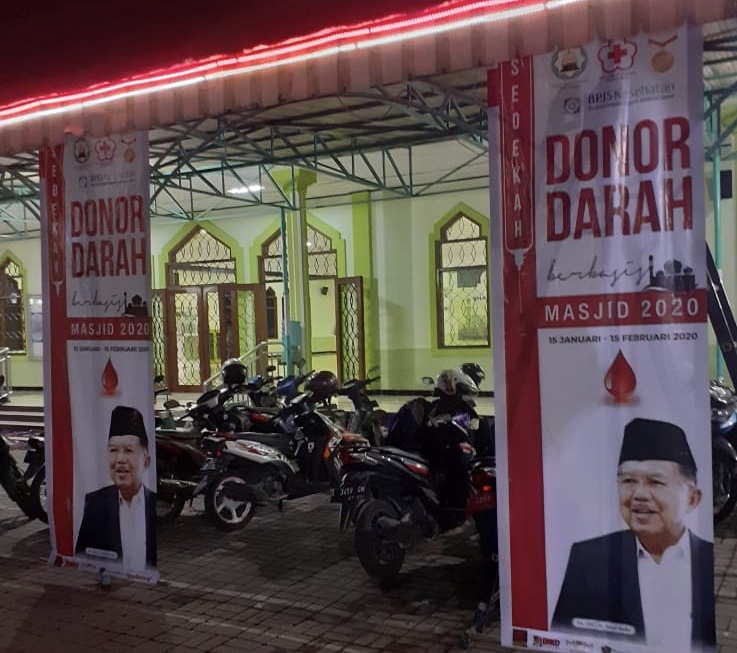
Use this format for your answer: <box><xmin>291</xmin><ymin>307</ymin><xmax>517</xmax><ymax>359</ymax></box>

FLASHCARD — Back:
<box><xmin>227</xmin><ymin>184</ymin><xmax>264</xmax><ymax>194</ymax></box>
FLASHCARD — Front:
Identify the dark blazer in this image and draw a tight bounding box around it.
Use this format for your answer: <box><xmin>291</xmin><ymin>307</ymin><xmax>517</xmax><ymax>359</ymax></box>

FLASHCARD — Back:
<box><xmin>75</xmin><ymin>484</ymin><xmax>157</xmax><ymax>568</ymax></box>
<box><xmin>552</xmin><ymin>529</ymin><xmax>715</xmax><ymax>648</ymax></box>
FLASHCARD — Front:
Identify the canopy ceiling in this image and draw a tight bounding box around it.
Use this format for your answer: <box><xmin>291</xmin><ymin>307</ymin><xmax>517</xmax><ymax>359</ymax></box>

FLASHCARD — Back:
<box><xmin>0</xmin><ymin>0</ymin><xmax>734</xmax><ymax>239</ymax></box>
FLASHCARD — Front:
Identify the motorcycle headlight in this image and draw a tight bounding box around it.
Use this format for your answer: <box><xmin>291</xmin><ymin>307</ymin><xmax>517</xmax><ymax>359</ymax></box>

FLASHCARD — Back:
<box><xmin>713</xmin><ymin>407</ymin><xmax>736</xmax><ymax>425</ymax></box>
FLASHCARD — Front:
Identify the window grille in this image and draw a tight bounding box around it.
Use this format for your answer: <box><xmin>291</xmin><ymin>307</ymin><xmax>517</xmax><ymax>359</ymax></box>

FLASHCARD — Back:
<box><xmin>435</xmin><ymin>214</ymin><xmax>490</xmax><ymax>348</ymax></box>
<box><xmin>0</xmin><ymin>259</ymin><xmax>25</xmax><ymax>353</ymax></box>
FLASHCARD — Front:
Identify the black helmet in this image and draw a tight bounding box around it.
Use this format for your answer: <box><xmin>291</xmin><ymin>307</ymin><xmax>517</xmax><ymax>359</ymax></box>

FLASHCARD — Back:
<box><xmin>220</xmin><ymin>358</ymin><xmax>247</xmax><ymax>387</ymax></box>
<box><xmin>460</xmin><ymin>363</ymin><xmax>485</xmax><ymax>388</ymax></box>
<box><xmin>305</xmin><ymin>370</ymin><xmax>338</xmax><ymax>402</ymax></box>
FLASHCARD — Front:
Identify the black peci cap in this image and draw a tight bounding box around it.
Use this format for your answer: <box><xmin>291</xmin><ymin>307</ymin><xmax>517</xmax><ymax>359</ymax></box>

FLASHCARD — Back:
<box><xmin>108</xmin><ymin>405</ymin><xmax>149</xmax><ymax>448</ymax></box>
<box><xmin>618</xmin><ymin>417</ymin><xmax>696</xmax><ymax>477</ymax></box>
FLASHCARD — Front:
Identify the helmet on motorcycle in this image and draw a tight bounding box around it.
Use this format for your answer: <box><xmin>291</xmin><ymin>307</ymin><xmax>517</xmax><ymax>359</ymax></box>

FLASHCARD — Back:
<box><xmin>220</xmin><ymin>358</ymin><xmax>247</xmax><ymax>387</ymax></box>
<box><xmin>305</xmin><ymin>370</ymin><xmax>338</xmax><ymax>402</ymax></box>
<box><xmin>460</xmin><ymin>363</ymin><xmax>485</xmax><ymax>388</ymax></box>
<box><xmin>434</xmin><ymin>368</ymin><xmax>478</xmax><ymax>397</ymax></box>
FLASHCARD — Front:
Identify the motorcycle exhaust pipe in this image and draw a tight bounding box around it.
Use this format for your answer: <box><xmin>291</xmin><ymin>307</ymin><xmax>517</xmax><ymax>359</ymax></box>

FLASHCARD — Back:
<box><xmin>376</xmin><ymin>515</ymin><xmax>400</xmax><ymax>534</ymax></box>
<box><xmin>222</xmin><ymin>481</ymin><xmax>268</xmax><ymax>505</ymax></box>
<box><xmin>375</xmin><ymin>515</ymin><xmax>417</xmax><ymax>547</ymax></box>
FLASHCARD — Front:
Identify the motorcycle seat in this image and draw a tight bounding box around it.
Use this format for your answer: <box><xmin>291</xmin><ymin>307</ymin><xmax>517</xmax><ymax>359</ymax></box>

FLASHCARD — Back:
<box><xmin>253</xmin><ymin>405</ymin><xmax>282</xmax><ymax>415</ymax></box>
<box><xmin>233</xmin><ymin>431</ymin><xmax>294</xmax><ymax>456</ymax></box>
<box><xmin>156</xmin><ymin>427</ymin><xmax>200</xmax><ymax>441</ymax></box>
<box><xmin>379</xmin><ymin>446</ymin><xmax>429</xmax><ymax>466</ymax></box>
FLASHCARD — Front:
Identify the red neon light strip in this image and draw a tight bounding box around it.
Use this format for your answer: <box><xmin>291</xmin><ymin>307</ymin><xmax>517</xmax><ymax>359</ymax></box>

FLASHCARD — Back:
<box><xmin>0</xmin><ymin>0</ymin><xmax>544</xmax><ymax>123</ymax></box>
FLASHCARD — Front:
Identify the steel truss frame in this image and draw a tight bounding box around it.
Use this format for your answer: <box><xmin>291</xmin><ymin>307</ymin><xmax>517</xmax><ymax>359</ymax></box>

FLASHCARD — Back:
<box><xmin>0</xmin><ymin>74</ymin><xmax>489</xmax><ymax>236</ymax></box>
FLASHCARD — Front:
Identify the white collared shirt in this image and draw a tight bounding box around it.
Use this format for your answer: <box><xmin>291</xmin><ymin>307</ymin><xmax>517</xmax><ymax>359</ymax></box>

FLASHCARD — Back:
<box><xmin>118</xmin><ymin>486</ymin><xmax>147</xmax><ymax>570</ymax></box>
<box><xmin>636</xmin><ymin>530</ymin><xmax>692</xmax><ymax>652</ymax></box>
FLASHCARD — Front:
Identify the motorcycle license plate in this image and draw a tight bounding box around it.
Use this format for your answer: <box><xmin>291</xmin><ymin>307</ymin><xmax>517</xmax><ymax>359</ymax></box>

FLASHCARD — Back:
<box><xmin>330</xmin><ymin>482</ymin><xmax>366</xmax><ymax>504</ymax></box>
<box><xmin>467</xmin><ymin>492</ymin><xmax>495</xmax><ymax>513</ymax></box>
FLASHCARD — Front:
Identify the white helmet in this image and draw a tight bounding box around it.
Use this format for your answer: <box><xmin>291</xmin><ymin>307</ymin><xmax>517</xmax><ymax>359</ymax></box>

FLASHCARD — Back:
<box><xmin>434</xmin><ymin>368</ymin><xmax>478</xmax><ymax>397</ymax></box>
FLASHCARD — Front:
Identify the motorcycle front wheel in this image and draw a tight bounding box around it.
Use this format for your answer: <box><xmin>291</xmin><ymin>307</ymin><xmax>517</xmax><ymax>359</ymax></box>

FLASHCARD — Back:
<box><xmin>354</xmin><ymin>499</ymin><xmax>405</xmax><ymax>583</ymax></box>
<box><xmin>713</xmin><ymin>446</ymin><xmax>737</xmax><ymax>524</ymax></box>
<box><xmin>204</xmin><ymin>470</ymin><xmax>256</xmax><ymax>531</ymax></box>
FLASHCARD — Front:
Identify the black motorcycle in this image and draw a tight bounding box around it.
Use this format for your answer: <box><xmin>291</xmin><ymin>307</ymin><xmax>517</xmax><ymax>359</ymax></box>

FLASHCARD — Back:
<box><xmin>198</xmin><ymin>388</ymin><xmax>369</xmax><ymax>531</ymax></box>
<box><xmin>154</xmin><ymin>429</ymin><xmax>209</xmax><ymax>524</ymax></box>
<box><xmin>332</xmin><ymin>412</ymin><xmax>497</xmax><ymax>583</ymax></box>
<box><xmin>0</xmin><ymin>431</ymin><xmax>39</xmax><ymax>519</ymax></box>
<box><xmin>711</xmin><ymin>378</ymin><xmax>737</xmax><ymax>523</ymax></box>
<box><xmin>338</xmin><ymin>374</ymin><xmax>387</xmax><ymax>446</ymax></box>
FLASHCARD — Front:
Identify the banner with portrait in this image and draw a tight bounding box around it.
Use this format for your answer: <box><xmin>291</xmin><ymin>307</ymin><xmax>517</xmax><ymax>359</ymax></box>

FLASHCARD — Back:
<box><xmin>40</xmin><ymin>131</ymin><xmax>158</xmax><ymax>583</ymax></box>
<box><xmin>489</xmin><ymin>25</ymin><xmax>713</xmax><ymax>652</ymax></box>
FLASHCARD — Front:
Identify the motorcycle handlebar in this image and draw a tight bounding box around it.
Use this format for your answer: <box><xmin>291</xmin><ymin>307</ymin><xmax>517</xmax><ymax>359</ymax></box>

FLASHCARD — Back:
<box><xmin>338</xmin><ymin>375</ymin><xmax>381</xmax><ymax>395</ymax></box>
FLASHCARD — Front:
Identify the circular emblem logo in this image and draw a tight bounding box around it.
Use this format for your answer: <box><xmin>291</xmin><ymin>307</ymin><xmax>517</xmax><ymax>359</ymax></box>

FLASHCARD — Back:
<box><xmin>73</xmin><ymin>138</ymin><xmax>90</xmax><ymax>164</ymax></box>
<box><xmin>551</xmin><ymin>47</ymin><xmax>588</xmax><ymax>80</ymax></box>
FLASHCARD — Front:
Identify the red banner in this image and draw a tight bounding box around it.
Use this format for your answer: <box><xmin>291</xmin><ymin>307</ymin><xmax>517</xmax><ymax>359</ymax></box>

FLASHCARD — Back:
<box><xmin>490</xmin><ymin>26</ymin><xmax>714</xmax><ymax>653</ymax></box>
<box><xmin>40</xmin><ymin>132</ymin><xmax>158</xmax><ymax>584</ymax></box>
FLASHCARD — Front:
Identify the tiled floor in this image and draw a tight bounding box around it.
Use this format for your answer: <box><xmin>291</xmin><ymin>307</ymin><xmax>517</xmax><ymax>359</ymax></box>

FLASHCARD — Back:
<box><xmin>4</xmin><ymin>394</ymin><xmax>737</xmax><ymax>653</ymax></box>
<box><xmin>1</xmin><ymin>481</ymin><xmax>737</xmax><ymax>652</ymax></box>
<box><xmin>0</xmin><ymin>492</ymin><xmax>505</xmax><ymax>653</ymax></box>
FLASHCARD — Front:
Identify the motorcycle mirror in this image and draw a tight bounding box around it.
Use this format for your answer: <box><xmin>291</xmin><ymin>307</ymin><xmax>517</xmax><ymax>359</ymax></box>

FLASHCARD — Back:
<box><xmin>421</xmin><ymin>376</ymin><xmax>434</xmax><ymax>386</ymax></box>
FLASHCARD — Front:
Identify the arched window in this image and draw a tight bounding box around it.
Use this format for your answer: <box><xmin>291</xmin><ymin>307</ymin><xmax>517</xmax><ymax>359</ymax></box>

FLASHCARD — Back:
<box><xmin>167</xmin><ymin>228</ymin><xmax>236</xmax><ymax>286</ymax></box>
<box><xmin>0</xmin><ymin>258</ymin><xmax>25</xmax><ymax>353</ymax></box>
<box><xmin>435</xmin><ymin>213</ymin><xmax>489</xmax><ymax>348</ymax></box>
<box><xmin>258</xmin><ymin>225</ymin><xmax>337</xmax><ymax>282</ymax></box>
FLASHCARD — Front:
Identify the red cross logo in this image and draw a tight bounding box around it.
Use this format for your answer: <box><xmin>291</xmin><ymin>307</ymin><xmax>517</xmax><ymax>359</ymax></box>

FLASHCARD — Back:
<box><xmin>95</xmin><ymin>136</ymin><xmax>116</xmax><ymax>162</ymax></box>
<box><xmin>607</xmin><ymin>43</ymin><xmax>627</xmax><ymax>65</ymax></box>
<box><xmin>598</xmin><ymin>39</ymin><xmax>637</xmax><ymax>73</ymax></box>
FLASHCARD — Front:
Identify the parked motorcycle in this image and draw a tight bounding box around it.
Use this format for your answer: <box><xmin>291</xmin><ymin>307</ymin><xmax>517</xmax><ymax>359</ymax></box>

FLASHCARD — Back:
<box><xmin>0</xmin><ymin>374</ymin><xmax>41</xmax><ymax>520</ymax></box>
<box><xmin>0</xmin><ymin>431</ymin><xmax>39</xmax><ymax>519</ymax></box>
<box><xmin>338</xmin><ymin>373</ymin><xmax>387</xmax><ymax>446</ymax></box>
<box><xmin>199</xmin><ymin>385</ymin><xmax>369</xmax><ymax>531</ymax></box>
<box><xmin>331</xmin><ymin>364</ymin><xmax>499</xmax><ymax>627</ymax></box>
<box><xmin>24</xmin><ymin>433</ymin><xmax>46</xmax><ymax>521</ymax></box>
<box><xmin>332</xmin><ymin>412</ymin><xmax>497</xmax><ymax>583</ymax></box>
<box><xmin>154</xmin><ymin>429</ymin><xmax>209</xmax><ymax>524</ymax></box>
<box><xmin>711</xmin><ymin>378</ymin><xmax>737</xmax><ymax>523</ymax></box>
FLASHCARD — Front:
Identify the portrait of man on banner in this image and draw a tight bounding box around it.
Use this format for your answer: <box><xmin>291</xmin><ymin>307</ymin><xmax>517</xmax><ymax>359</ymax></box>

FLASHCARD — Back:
<box><xmin>75</xmin><ymin>404</ymin><xmax>157</xmax><ymax>570</ymax></box>
<box><xmin>551</xmin><ymin>417</ymin><xmax>715</xmax><ymax>651</ymax></box>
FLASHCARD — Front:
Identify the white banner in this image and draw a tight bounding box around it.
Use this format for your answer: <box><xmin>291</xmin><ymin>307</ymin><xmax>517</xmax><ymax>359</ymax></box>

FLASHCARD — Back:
<box><xmin>490</xmin><ymin>25</ymin><xmax>713</xmax><ymax>653</ymax></box>
<box><xmin>40</xmin><ymin>132</ymin><xmax>158</xmax><ymax>583</ymax></box>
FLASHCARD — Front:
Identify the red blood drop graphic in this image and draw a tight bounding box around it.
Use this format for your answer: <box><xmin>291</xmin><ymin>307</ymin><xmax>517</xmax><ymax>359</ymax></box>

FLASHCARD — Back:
<box><xmin>102</xmin><ymin>358</ymin><xmax>118</xmax><ymax>396</ymax></box>
<box><xmin>604</xmin><ymin>349</ymin><xmax>636</xmax><ymax>403</ymax></box>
